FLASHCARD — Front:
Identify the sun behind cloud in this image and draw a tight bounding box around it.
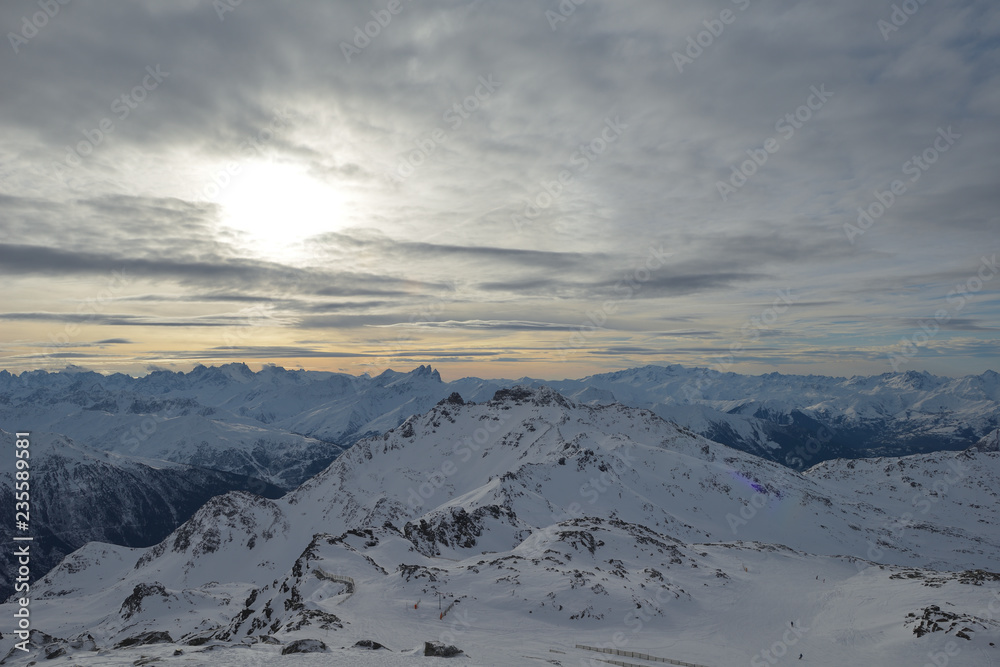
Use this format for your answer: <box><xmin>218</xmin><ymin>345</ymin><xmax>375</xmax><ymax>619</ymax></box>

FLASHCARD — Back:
<box><xmin>214</xmin><ymin>161</ymin><xmax>347</xmax><ymax>260</ymax></box>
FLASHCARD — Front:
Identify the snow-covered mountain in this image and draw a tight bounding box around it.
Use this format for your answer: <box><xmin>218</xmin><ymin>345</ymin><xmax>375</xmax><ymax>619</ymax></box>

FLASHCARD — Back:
<box><xmin>4</xmin><ymin>387</ymin><xmax>998</xmax><ymax>665</ymax></box>
<box><xmin>543</xmin><ymin>365</ymin><xmax>1000</xmax><ymax>468</ymax></box>
<box><xmin>975</xmin><ymin>428</ymin><xmax>1000</xmax><ymax>453</ymax></box>
<box><xmin>0</xmin><ymin>364</ymin><xmax>495</xmax><ymax>608</ymax></box>
<box><xmin>3</xmin><ymin>364</ymin><xmax>996</xmax><ymax>482</ymax></box>
<box><xmin>2</xmin><ymin>360</ymin><xmax>997</xmax><ymax>635</ymax></box>
<box><xmin>0</xmin><ymin>429</ymin><xmax>282</xmax><ymax>602</ymax></box>
<box><xmin>0</xmin><ymin>366</ymin><xmax>346</xmax><ymax>489</ymax></box>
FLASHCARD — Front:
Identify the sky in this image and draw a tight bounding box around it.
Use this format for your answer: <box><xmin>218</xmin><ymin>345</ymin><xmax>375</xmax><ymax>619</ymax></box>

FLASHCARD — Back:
<box><xmin>0</xmin><ymin>0</ymin><xmax>998</xmax><ymax>381</ymax></box>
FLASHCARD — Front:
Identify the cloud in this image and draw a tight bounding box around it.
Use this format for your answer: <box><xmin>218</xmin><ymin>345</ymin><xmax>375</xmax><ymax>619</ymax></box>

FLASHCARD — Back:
<box><xmin>0</xmin><ymin>312</ymin><xmax>261</xmax><ymax>327</ymax></box>
<box><xmin>203</xmin><ymin>346</ymin><xmax>369</xmax><ymax>359</ymax></box>
<box><xmin>370</xmin><ymin>319</ymin><xmax>580</xmax><ymax>331</ymax></box>
<box><xmin>2</xmin><ymin>337</ymin><xmax>134</xmax><ymax>349</ymax></box>
<box><xmin>900</xmin><ymin>317</ymin><xmax>997</xmax><ymax>332</ymax></box>
<box><xmin>310</xmin><ymin>231</ymin><xmax>606</xmax><ymax>270</ymax></box>
<box><xmin>0</xmin><ymin>0</ymin><xmax>997</xmax><ymax>377</ymax></box>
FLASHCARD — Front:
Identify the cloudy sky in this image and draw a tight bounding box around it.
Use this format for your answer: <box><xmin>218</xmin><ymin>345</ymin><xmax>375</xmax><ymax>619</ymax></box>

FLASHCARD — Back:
<box><xmin>1</xmin><ymin>0</ymin><xmax>997</xmax><ymax>380</ymax></box>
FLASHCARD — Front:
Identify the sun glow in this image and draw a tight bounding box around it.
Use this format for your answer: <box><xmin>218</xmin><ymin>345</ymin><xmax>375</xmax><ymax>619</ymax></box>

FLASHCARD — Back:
<box><xmin>213</xmin><ymin>162</ymin><xmax>346</xmax><ymax>259</ymax></box>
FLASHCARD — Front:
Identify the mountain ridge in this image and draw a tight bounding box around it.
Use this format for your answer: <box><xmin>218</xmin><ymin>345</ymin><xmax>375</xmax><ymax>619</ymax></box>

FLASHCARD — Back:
<box><xmin>5</xmin><ymin>385</ymin><xmax>999</xmax><ymax>664</ymax></box>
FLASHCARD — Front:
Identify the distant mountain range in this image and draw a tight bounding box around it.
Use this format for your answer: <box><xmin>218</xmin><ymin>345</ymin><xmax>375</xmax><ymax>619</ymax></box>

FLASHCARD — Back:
<box><xmin>3</xmin><ymin>363</ymin><xmax>997</xmax><ymax>476</ymax></box>
<box><xmin>0</xmin><ymin>363</ymin><xmax>996</xmax><ymax>604</ymax></box>
<box><xmin>546</xmin><ymin>365</ymin><xmax>1000</xmax><ymax>468</ymax></box>
<box><xmin>4</xmin><ymin>386</ymin><xmax>998</xmax><ymax>664</ymax></box>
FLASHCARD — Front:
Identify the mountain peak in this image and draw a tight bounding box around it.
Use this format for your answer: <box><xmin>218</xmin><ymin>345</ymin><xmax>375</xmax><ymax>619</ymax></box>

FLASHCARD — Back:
<box><xmin>489</xmin><ymin>384</ymin><xmax>572</xmax><ymax>408</ymax></box>
<box><xmin>373</xmin><ymin>364</ymin><xmax>442</xmax><ymax>384</ymax></box>
<box><xmin>971</xmin><ymin>428</ymin><xmax>1000</xmax><ymax>452</ymax></box>
<box><xmin>186</xmin><ymin>362</ymin><xmax>255</xmax><ymax>384</ymax></box>
<box><xmin>409</xmin><ymin>364</ymin><xmax>441</xmax><ymax>381</ymax></box>
<box><xmin>437</xmin><ymin>391</ymin><xmax>465</xmax><ymax>406</ymax></box>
